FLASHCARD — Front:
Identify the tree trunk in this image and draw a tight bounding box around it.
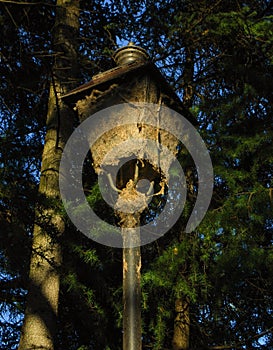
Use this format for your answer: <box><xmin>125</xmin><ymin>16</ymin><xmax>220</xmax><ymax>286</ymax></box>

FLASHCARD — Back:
<box><xmin>18</xmin><ymin>1</ymin><xmax>79</xmax><ymax>349</ymax></box>
<box><xmin>172</xmin><ymin>298</ymin><xmax>190</xmax><ymax>350</ymax></box>
<box><xmin>182</xmin><ymin>46</ymin><xmax>195</xmax><ymax>111</ymax></box>
<box><xmin>172</xmin><ymin>44</ymin><xmax>195</xmax><ymax>350</ymax></box>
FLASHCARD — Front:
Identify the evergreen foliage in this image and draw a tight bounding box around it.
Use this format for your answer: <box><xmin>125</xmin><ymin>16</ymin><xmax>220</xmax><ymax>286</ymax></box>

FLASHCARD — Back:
<box><xmin>0</xmin><ymin>0</ymin><xmax>272</xmax><ymax>348</ymax></box>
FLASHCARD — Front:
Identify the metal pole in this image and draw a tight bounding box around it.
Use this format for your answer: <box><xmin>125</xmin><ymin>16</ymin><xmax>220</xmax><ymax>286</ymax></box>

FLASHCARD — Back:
<box><xmin>122</xmin><ymin>224</ymin><xmax>142</xmax><ymax>350</ymax></box>
<box><xmin>114</xmin><ymin>173</ymin><xmax>148</xmax><ymax>349</ymax></box>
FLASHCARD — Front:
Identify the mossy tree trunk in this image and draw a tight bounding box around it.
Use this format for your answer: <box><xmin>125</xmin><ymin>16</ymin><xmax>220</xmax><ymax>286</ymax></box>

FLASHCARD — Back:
<box><xmin>18</xmin><ymin>1</ymin><xmax>80</xmax><ymax>349</ymax></box>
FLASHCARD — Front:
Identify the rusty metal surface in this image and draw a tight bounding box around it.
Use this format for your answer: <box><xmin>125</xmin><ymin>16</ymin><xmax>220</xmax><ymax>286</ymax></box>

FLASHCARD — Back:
<box><xmin>61</xmin><ymin>61</ymin><xmax>147</xmax><ymax>100</ymax></box>
<box><xmin>113</xmin><ymin>42</ymin><xmax>150</xmax><ymax>65</ymax></box>
<box><xmin>61</xmin><ymin>58</ymin><xmax>197</xmax><ymax>126</ymax></box>
<box><xmin>62</xmin><ymin>62</ymin><xmax>178</xmax><ymax>104</ymax></box>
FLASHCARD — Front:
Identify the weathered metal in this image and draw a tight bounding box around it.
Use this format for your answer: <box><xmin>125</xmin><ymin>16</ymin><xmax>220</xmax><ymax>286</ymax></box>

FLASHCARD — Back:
<box><xmin>113</xmin><ymin>42</ymin><xmax>150</xmax><ymax>65</ymax></box>
<box><xmin>62</xmin><ymin>43</ymin><xmax>185</xmax><ymax>350</ymax></box>
<box><xmin>122</xmin><ymin>229</ymin><xmax>142</xmax><ymax>350</ymax></box>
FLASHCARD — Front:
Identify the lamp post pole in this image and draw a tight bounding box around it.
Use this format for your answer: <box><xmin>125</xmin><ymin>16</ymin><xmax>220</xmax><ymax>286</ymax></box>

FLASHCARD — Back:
<box><xmin>122</xmin><ymin>225</ymin><xmax>142</xmax><ymax>350</ymax></box>
<box><xmin>114</xmin><ymin>176</ymin><xmax>150</xmax><ymax>350</ymax></box>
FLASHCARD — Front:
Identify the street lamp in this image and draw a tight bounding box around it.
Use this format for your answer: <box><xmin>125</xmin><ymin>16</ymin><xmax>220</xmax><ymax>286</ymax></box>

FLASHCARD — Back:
<box><xmin>62</xmin><ymin>42</ymin><xmax>185</xmax><ymax>349</ymax></box>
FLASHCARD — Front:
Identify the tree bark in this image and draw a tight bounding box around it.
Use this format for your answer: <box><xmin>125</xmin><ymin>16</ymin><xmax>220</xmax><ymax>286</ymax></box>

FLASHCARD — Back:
<box><xmin>182</xmin><ymin>46</ymin><xmax>195</xmax><ymax>111</ymax></box>
<box><xmin>172</xmin><ymin>298</ymin><xmax>190</xmax><ymax>350</ymax></box>
<box><xmin>18</xmin><ymin>1</ymin><xmax>79</xmax><ymax>349</ymax></box>
<box><xmin>172</xmin><ymin>43</ymin><xmax>195</xmax><ymax>350</ymax></box>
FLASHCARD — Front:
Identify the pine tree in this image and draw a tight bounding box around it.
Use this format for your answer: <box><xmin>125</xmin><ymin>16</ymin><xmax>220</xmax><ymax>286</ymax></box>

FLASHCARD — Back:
<box><xmin>18</xmin><ymin>1</ymin><xmax>80</xmax><ymax>348</ymax></box>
